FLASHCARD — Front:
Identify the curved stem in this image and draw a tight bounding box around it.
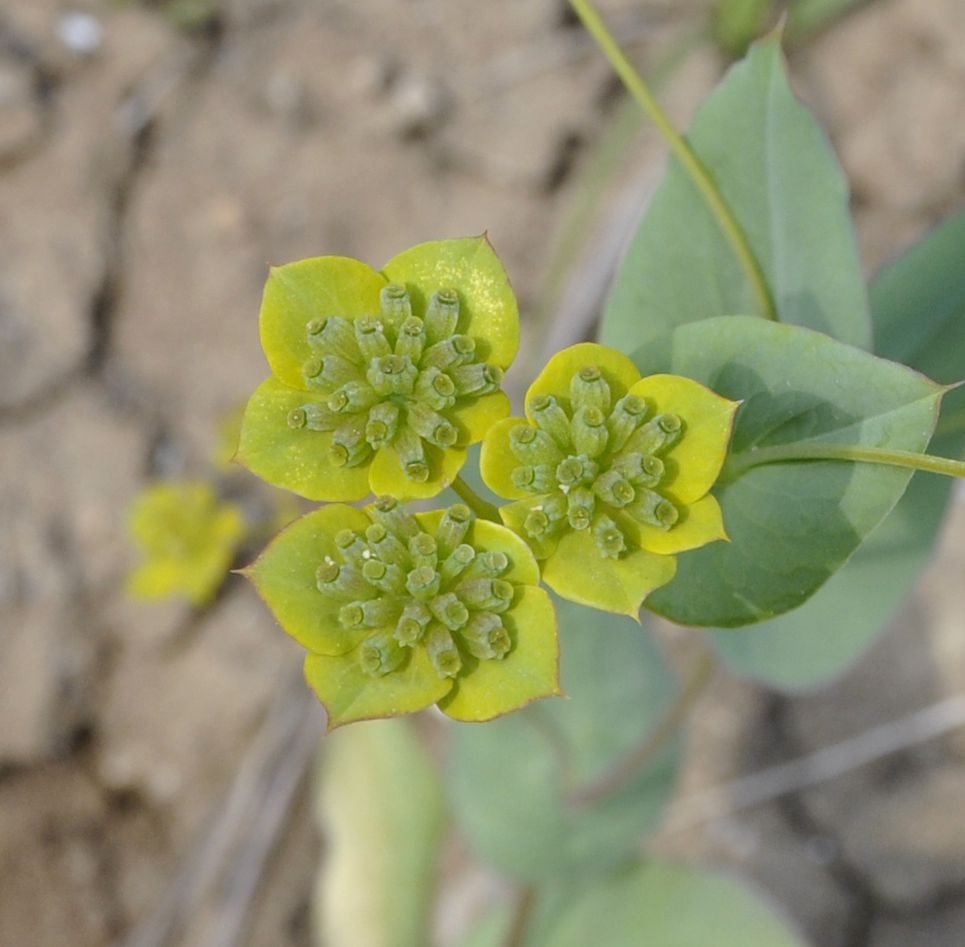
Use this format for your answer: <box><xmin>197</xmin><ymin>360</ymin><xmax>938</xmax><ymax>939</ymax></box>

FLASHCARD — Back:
<box><xmin>569</xmin><ymin>646</ymin><xmax>718</xmax><ymax>808</ymax></box>
<box><xmin>725</xmin><ymin>442</ymin><xmax>965</xmax><ymax>480</ymax></box>
<box><xmin>568</xmin><ymin>0</ymin><xmax>778</xmax><ymax>322</ymax></box>
<box><xmin>503</xmin><ymin>886</ymin><xmax>537</xmax><ymax>947</ymax></box>
<box><xmin>451</xmin><ymin>475</ymin><xmax>501</xmax><ymax>522</ymax></box>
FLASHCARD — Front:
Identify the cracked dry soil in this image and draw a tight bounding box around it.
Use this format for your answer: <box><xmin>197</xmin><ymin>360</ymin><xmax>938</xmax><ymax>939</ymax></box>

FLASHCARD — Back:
<box><xmin>1</xmin><ymin>1</ymin><xmax>964</xmax><ymax>946</ymax></box>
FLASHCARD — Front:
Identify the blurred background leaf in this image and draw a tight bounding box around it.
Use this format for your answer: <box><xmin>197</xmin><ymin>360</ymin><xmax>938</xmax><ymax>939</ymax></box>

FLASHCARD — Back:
<box><xmin>447</xmin><ymin>598</ymin><xmax>679</xmax><ymax>882</ymax></box>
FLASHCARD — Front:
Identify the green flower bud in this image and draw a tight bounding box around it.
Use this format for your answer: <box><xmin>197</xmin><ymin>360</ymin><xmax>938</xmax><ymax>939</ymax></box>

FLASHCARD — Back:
<box><xmin>422</xmin><ymin>335</ymin><xmax>476</xmax><ymax>370</ymax></box>
<box><xmin>571</xmin><ymin>406</ymin><xmax>609</xmax><ymax>458</ymax></box>
<box><xmin>456</xmin><ymin>577</ymin><xmax>514</xmax><ymax>612</ymax></box>
<box><xmin>315</xmin><ymin>559</ymin><xmax>372</xmax><ymax>600</ymax></box>
<box><xmin>566</xmin><ymin>485</ymin><xmax>595</xmax><ymax>531</ymax></box>
<box><xmin>365</xmin><ymin>522</ymin><xmax>408</xmax><ymax>565</ymax></box>
<box><xmin>329</xmin><ymin>420</ymin><xmax>371</xmax><ymax>468</ymax></box>
<box><xmin>607</xmin><ymin>394</ymin><xmax>649</xmax><ymax>452</ymax></box>
<box><xmin>380</xmin><ymin>283</ymin><xmax>412</xmax><ymax>330</ymax></box>
<box><xmin>570</xmin><ymin>365</ymin><xmax>611</xmax><ymax>414</ymax></box>
<box><xmin>467</xmin><ymin>549</ymin><xmax>510</xmax><ymax>578</ymax></box>
<box><xmin>511</xmin><ymin>463</ymin><xmax>556</xmax><ymax>494</ymax></box>
<box><xmin>335</xmin><ymin>529</ymin><xmax>369</xmax><ymax>568</ymax></box>
<box><xmin>305</xmin><ymin>353</ymin><xmax>359</xmax><ymax>389</ymax></box>
<box><xmin>298</xmin><ymin>402</ymin><xmax>341</xmax><ymax>431</ymax></box>
<box><xmin>406</xmin><ymin>565</ymin><xmax>441</xmax><ymax>600</ymax></box>
<box><xmin>393</xmin><ymin>427</ymin><xmax>431</xmax><ymax>483</ymax></box>
<box><xmin>306</xmin><ymin>315</ymin><xmax>360</xmax><ymax>361</ymax></box>
<box><xmin>509</xmin><ymin>424</ymin><xmax>563</xmax><ymax>466</ymax></box>
<box><xmin>367</xmin><ymin>354</ymin><xmax>419</xmax><ymax>396</ymax></box>
<box><xmin>395</xmin><ymin>316</ymin><xmax>426</xmax><ymax>363</ymax></box>
<box><xmin>451</xmin><ymin>363</ymin><xmax>502</xmax><ymax>396</ymax></box>
<box><xmin>361</xmin><ymin>557</ymin><xmax>405</xmax><ymax>594</ymax></box>
<box><xmin>359</xmin><ymin>632</ymin><xmax>406</xmax><ymax>677</ymax></box>
<box><xmin>440</xmin><ymin>543</ymin><xmax>475</xmax><ymax>582</ymax></box>
<box><xmin>424</xmin><ymin>288</ymin><xmax>460</xmax><ymax>342</ymax></box>
<box><xmin>354</xmin><ymin>314</ymin><xmax>392</xmax><ymax>361</ymax></box>
<box><xmin>593</xmin><ymin>515</ymin><xmax>627</xmax><ymax>560</ymax></box>
<box><xmin>611</xmin><ymin>451</ymin><xmax>664</xmax><ymax>487</ymax></box>
<box><xmin>462</xmin><ymin>612</ymin><xmax>511</xmax><ymax>660</ymax></box>
<box><xmin>425</xmin><ymin>625</ymin><xmax>462</xmax><ymax>679</ymax></box>
<box><xmin>530</xmin><ymin>394</ymin><xmax>573</xmax><ymax>450</ymax></box>
<box><xmin>626</xmin><ymin>413</ymin><xmax>683</xmax><ymax>456</ymax></box>
<box><xmin>414</xmin><ymin>366</ymin><xmax>457</xmax><ymax>411</ymax></box>
<box><xmin>436</xmin><ymin>503</ymin><xmax>473</xmax><ymax>555</ymax></box>
<box><xmin>629</xmin><ymin>488</ymin><xmax>679</xmax><ymax>530</ymax></box>
<box><xmin>394</xmin><ymin>602</ymin><xmax>431</xmax><ymax>647</ymax></box>
<box><xmin>430</xmin><ymin>592</ymin><xmax>470</xmax><ymax>631</ymax></box>
<box><xmin>355</xmin><ymin>597</ymin><xmax>402</xmax><ymax>627</ymax></box>
<box><xmin>556</xmin><ymin>453</ymin><xmax>599</xmax><ymax>488</ymax></box>
<box><xmin>408</xmin><ymin>532</ymin><xmax>438</xmax><ymax>569</ymax></box>
<box><xmin>370</xmin><ymin>496</ymin><xmax>420</xmax><ymax>541</ymax></box>
<box><xmin>327</xmin><ymin>381</ymin><xmax>379</xmax><ymax>414</ymax></box>
<box><xmin>365</xmin><ymin>401</ymin><xmax>401</xmax><ymax>449</ymax></box>
<box><xmin>593</xmin><ymin>469</ymin><xmax>636</xmax><ymax>508</ymax></box>
<box><xmin>407</xmin><ymin>401</ymin><xmax>458</xmax><ymax>448</ymax></box>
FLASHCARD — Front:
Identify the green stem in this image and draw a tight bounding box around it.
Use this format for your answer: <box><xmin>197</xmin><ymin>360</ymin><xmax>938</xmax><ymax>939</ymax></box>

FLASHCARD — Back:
<box><xmin>726</xmin><ymin>442</ymin><xmax>965</xmax><ymax>480</ymax></box>
<box><xmin>451</xmin><ymin>475</ymin><xmax>501</xmax><ymax>522</ymax></box>
<box><xmin>568</xmin><ymin>646</ymin><xmax>718</xmax><ymax>808</ymax></box>
<box><xmin>568</xmin><ymin>0</ymin><xmax>778</xmax><ymax>323</ymax></box>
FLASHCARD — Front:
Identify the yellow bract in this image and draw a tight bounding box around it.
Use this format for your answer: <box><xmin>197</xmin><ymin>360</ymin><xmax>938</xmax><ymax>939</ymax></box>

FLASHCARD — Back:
<box><xmin>481</xmin><ymin>342</ymin><xmax>739</xmax><ymax>617</ymax></box>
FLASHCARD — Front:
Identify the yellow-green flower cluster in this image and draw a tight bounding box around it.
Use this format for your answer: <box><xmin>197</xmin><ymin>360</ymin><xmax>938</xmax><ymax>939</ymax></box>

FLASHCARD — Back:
<box><xmin>127</xmin><ymin>481</ymin><xmax>245</xmax><ymax>606</ymax></box>
<box><xmin>482</xmin><ymin>344</ymin><xmax>738</xmax><ymax>617</ymax></box>
<box><xmin>237</xmin><ymin>237</ymin><xmax>519</xmax><ymax>502</ymax></box>
<box><xmin>245</xmin><ymin>499</ymin><xmax>558</xmax><ymax>728</ymax></box>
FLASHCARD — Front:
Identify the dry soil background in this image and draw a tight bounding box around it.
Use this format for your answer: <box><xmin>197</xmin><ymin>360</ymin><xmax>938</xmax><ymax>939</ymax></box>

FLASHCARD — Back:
<box><xmin>1</xmin><ymin>1</ymin><xmax>964</xmax><ymax>946</ymax></box>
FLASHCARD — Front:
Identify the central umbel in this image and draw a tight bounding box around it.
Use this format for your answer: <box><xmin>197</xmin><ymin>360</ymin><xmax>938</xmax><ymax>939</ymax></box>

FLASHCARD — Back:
<box><xmin>315</xmin><ymin>499</ymin><xmax>515</xmax><ymax>681</ymax></box>
<box><xmin>286</xmin><ymin>284</ymin><xmax>502</xmax><ymax>482</ymax></box>
<box><xmin>512</xmin><ymin>366</ymin><xmax>683</xmax><ymax>558</ymax></box>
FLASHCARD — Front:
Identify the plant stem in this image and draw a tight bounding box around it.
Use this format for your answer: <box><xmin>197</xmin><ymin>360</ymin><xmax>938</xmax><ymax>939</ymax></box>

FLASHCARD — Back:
<box><xmin>451</xmin><ymin>475</ymin><xmax>501</xmax><ymax>522</ymax></box>
<box><xmin>568</xmin><ymin>0</ymin><xmax>778</xmax><ymax>323</ymax></box>
<box><xmin>504</xmin><ymin>886</ymin><xmax>537</xmax><ymax>947</ymax></box>
<box><xmin>725</xmin><ymin>442</ymin><xmax>965</xmax><ymax>480</ymax></box>
<box><xmin>569</xmin><ymin>645</ymin><xmax>718</xmax><ymax>808</ymax></box>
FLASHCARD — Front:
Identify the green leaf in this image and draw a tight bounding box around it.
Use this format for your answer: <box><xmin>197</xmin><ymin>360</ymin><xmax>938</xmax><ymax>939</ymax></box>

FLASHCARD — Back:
<box><xmin>447</xmin><ymin>599</ymin><xmax>679</xmax><ymax>882</ymax></box>
<box><xmin>633</xmin><ymin>316</ymin><xmax>943</xmax><ymax>627</ymax></box>
<box><xmin>456</xmin><ymin>860</ymin><xmax>808</xmax><ymax>947</ymax></box>
<box><xmin>601</xmin><ymin>36</ymin><xmax>870</xmax><ymax>353</ymax></box>
<box><xmin>711</xmin><ymin>212</ymin><xmax>965</xmax><ymax>685</ymax></box>
<box><xmin>314</xmin><ymin>718</ymin><xmax>445</xmax><ymax>947</ymax></box>
<box><xmin>535</xmin><ymin>860</ymin><xmax>808</xmax><ymax>947</ymax></box>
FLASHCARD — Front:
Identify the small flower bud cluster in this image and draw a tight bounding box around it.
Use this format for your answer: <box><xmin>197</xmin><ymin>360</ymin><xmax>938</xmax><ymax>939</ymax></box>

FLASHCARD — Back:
<box><xmin>314</xmin><ymin>498</ymin><xmax>516</xmax><ymax>680</ymax></box>
<box><xmin>286</xmin><ymin>285</ymin><xmax>502</xmax><ymax>482</ymax></box>
<box><xmin>511</xmin><ymin>366</ymin><xmax>683</xmax><ymax>558</ymax></box>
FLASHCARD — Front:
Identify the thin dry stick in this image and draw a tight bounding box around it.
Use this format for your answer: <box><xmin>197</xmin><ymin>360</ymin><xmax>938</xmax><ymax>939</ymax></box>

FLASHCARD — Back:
<box><xmin>569</xmin><ymin>646</ymin><xmax>719</xmax><ymax>807</ymax></box>
<box><xmin>663</xmin><ymin>694</ymin><xmax>965</xmax><ymax>833</ymax></box>
<box><xmin>119</xmin><ymin>662</ymin><xmax>319</xmax><ymax>947</ymax></box>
